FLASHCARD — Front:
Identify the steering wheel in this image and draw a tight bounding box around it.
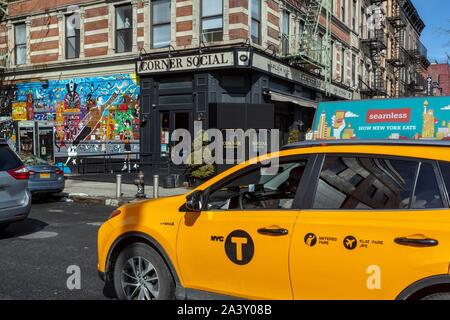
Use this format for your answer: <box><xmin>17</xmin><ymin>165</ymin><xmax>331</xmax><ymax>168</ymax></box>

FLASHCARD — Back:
<box><xmin>238</xmin><ymin>192</ymin><xmax>267</xmax><ymax>209</ymax></box>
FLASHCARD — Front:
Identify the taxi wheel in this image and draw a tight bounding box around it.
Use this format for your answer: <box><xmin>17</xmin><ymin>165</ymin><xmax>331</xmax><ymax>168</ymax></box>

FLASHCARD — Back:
<box><xmin>0</xmin><ymin>223</ymin><xmax>11</xmax><ymax>231</ymax></box>
<box><xmin>113</xmin><ymin>243</ymin><xmax>175</xmax><ymax>300</ymax></box>
<box><xmin>422</xmin><ymin>292</ymin><xmax>450</xmax><ymax>300</ymax></box>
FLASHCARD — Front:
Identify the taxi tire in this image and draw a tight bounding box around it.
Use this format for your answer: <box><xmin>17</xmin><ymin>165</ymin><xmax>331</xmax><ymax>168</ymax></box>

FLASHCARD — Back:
<box><xmin>113</xmin><ymin>243</ymin><xmax>175</xmax><ymax>300</ymax></box>
<box><xmin>0</xmin><ymin>223</ymin><xmax>11</xmax><ymax>231</ymax></box>
<box><xmin>421</xmin><ymin>292</ymin><xmax>450</xmax><ymax>300</ymax></box>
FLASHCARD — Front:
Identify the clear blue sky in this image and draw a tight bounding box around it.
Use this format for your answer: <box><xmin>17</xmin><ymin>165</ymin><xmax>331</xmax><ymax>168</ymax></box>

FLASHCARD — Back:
<box><xmin>411</xmin><ymin>0</ymin><xmax>449</xmax><ymax>63</ymax></box>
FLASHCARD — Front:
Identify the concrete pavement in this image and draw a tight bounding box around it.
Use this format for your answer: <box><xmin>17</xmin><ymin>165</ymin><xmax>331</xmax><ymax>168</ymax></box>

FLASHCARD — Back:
<box><xmin>64</xmin><ymin>178</ymin><xmax>190</xmax><ymax>206</ymax></box>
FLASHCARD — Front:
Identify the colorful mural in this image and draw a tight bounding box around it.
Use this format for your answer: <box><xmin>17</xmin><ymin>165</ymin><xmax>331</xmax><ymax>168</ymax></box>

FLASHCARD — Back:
<box><xmin>310</xmin><ymin>96</ymin><xmax>450</xmax><ymax>141</ymax></box>
<box><xmin>15</xmin><ymin>73</ymin><xmax>140</xmax><ymax>147</ymax></box>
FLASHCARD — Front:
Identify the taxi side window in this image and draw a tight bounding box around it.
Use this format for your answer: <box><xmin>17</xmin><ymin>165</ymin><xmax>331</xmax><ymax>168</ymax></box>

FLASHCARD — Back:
<box><xmin>439</xmin><ymin>162</ymin><xmax>450</xmax><ymax>200</ymax></box>
<box><xmin>206</xmin><ymin>159</ymin><xmax>308</xmax><ymax>211</ymax></box>
<box><xmin>312</xmin><ymin>156</ymin><xmax>419</xmax><ymax>210</ymax></box>
<box><xmin>412</xmin><ymin>162</ymin><xmax>444</xmax><ymax>209</ymax></box>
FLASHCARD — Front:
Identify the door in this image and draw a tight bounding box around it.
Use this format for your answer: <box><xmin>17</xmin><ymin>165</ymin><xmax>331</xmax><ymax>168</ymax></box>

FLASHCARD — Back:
<box><xmin>177</xmin><ymin>157</ymin><xmax>310</xmax><ymax>299</ymax></box>
<box><xmin>290</xmin><ymin>154</ymin><xmax>450</xmax><ymax>300</ymax></box>
<box><xmin>159</xmin><ymin>110</ymin><xmax>192</xmax><ymax>163</ymax></box>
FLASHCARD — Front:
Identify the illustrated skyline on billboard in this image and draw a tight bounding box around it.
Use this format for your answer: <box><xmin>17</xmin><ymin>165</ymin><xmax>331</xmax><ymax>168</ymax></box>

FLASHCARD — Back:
<box><xmin>309</xmin><ymin>96</ymin><xmax>450</xmax><ymax>141</ymax></box>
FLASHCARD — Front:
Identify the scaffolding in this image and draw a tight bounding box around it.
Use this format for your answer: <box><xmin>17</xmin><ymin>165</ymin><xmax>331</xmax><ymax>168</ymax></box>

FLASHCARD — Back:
<box><xmin>0</xmin><ymin>1</ymin><xmax>8</xmax><ymax>70</ymax></box>
<box><xmin>360</xmin><ymin>0</ymin><xmax>388</xmax><ymax>97</ymax></box>
<box><xmin>285</xmin><ymin>0</ymin><xmax>332</xmax><ymax>96</ymax></box>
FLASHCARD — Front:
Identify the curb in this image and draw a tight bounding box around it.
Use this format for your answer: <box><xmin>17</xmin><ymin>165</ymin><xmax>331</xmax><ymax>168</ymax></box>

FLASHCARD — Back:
<box><xmin>68</xmin><ymin>194</ymin><xmax>144</xmax><ymax>207</ymax></box>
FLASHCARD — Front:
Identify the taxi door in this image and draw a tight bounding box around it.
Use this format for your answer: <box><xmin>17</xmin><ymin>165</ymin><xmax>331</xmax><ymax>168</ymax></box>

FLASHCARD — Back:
<box><xmin>177</xmin><ymin>158</ymin><xmax>310</xmax><ymax>299</ymax></box>
<box><xmin>290</xmin><ymin>154</ymin><xmax>450</xmax><ymax>300</ymax></box>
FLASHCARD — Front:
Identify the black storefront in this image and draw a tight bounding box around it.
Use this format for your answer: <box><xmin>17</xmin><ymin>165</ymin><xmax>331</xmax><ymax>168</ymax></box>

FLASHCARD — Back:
<box><xmin>137</xmin><ymin>45</ymin><xmax>353</xmax><ymax>177</ymax></box>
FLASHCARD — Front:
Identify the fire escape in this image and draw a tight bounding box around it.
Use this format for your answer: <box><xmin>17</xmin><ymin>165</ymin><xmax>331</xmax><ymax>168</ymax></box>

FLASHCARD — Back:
<box><xmin>386</xmin><ymin>0</ymin><xmax>408</xmax><ymax>97</ymax></box>
<box><xmin>285</xmin><ymin>0</ymin><xmax>332</xmax><ymax>96</ymax></box>
<box><xmin>360</xmin><ymin>0</ymin><xmax>388</xmax><ymax>97</ymax></box>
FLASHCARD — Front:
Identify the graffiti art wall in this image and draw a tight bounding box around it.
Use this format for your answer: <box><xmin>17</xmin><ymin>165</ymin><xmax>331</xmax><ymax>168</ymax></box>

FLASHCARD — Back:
<box><xmin>14</xmin><ymin>73</ymin><xmax>140</xmax><ymax>150</ymax></box>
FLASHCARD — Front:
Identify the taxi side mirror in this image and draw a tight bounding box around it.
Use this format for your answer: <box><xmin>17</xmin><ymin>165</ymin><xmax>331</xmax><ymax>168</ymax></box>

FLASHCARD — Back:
<box><xmin>186</xmin><ymin>191</ymin><xmax>204</xmax><ymax>212</ymax></box>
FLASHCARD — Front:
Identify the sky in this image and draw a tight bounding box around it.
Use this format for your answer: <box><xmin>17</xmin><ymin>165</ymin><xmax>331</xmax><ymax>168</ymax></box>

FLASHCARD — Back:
<box><xmin>411</xmin><ymin>0</ymin><xmax>450</xmax><ymax>63</ymax></box>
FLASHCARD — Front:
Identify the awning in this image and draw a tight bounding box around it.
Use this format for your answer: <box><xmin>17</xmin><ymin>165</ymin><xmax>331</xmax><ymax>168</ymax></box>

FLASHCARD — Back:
<box><xmin>265</xmin><ymin>90</ymin><xmax>318</xmax><ymax>109</ymax></box>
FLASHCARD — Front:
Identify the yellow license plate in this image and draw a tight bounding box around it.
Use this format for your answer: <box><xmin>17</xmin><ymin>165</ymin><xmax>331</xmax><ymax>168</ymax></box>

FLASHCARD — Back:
<box><xmin>40</xmin><ymin>173</ymin><xmax>51</xmax><ymax>179</ymax></box>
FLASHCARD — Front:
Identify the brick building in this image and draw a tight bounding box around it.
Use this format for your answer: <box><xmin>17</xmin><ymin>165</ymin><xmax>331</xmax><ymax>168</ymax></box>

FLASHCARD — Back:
<box><xmin>0</xmin><ymin>0</ymin><xmax>429</xmax><ymax>174</ymax></box>
<box><xmin>428</xmin><ymin>63</ymin><xmax>450</xmax><ymax>96</ymax></box>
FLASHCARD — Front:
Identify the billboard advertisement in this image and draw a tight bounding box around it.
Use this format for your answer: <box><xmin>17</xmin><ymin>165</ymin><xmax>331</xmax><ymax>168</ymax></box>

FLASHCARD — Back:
<box><xmin>309</xmin><ymin>96</ymin><xmax>450</xmax><ymax>141</ymax></box>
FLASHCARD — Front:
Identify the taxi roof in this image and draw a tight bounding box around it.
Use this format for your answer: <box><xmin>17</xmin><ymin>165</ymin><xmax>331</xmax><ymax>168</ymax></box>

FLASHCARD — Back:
<box><xmin>283</xmin><ymin>140</ymin><xmax>450</xmax><ymax>150</ymax></box>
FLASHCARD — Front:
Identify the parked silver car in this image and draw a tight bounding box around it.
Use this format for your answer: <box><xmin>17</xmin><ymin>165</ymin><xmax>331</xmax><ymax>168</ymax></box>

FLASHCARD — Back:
<box><xmin>18</xmin><ymin>153</ymin><xmax>65</xmax><ymax>195</ymax></box>
<box><xmin>0</xmin><ymin>140</ymin><xmax>31</xmax><ymax>230</ymax></box>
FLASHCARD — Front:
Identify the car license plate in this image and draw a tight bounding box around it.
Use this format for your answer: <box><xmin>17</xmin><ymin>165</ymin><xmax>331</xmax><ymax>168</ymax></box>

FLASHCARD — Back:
<box><xmin>40</xmin><ymin>173</ymin><xmax>51</xmax><ymax>179</ymax></box>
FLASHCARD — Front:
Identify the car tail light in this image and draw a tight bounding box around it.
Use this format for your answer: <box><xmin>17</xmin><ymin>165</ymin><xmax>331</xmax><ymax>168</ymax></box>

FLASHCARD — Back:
<box><xmin>55</xmin><ymin>169</ymin><xmax>64</xmax><ymax>175</ymax></box>
<box><xmin>8</xmin><ymin>165</ymin><xmax>30</xmax><ymax>180</ymax></box>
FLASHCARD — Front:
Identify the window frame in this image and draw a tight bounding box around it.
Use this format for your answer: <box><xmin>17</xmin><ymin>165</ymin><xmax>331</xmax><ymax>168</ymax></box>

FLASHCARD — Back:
<box><xmin>115</xmin><ymin>3</ymin><xmax>133</xmax><ymax>53</ymax></box>
<box><xmin>200</xmin><ymin>0</ymin><xmax>224</xmax><ymax>43</ymax></box>
<box><xmin>151</xmin><ymin>0</ymin><xmax>172</xmax><ymax>49</ymax></box>
<box><xmin>200</xmin><ymin>155</ymin><xmax>314</xmax><ymax>211</ymax></box>
<box><xmin>281</xmin><ymin>9</ymin><xmax>290</xmax><ymax>56</ymax></box>
<box><xmin>437</xmin><ymin>161</ymin><xmax>450</xmax><ymax>207</ymax></box>
<box><xmin>250</xmin><ymin>0</ymin><xmax>262</xmax><ymax>45</ymax></box>
<box><xmin>305</xmin><ymin>153</ymin><xmax>450</xmax><ymax>211</ymax></box>
<box><xmin>14</xmin><ymin>23</ymin><xmax>27</xmax><ymax>65</ymax></box>
<box><xmin>65</xmin><ymin>14</ymin><xmax>80</xmax><ymax>59</ymax></box>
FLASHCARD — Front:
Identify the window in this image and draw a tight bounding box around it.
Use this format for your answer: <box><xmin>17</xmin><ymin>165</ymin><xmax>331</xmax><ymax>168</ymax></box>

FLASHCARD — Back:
<box><xmin>312</xmin><ymin>156</ymin><xmax>419</xmax><ymax>210</ymax></box>
<box><xmin>352</xmin><ymin>0</ymin><xmax>357</xmax><ymax>31</ymax></box>
<box><xmin>66</xmin><ymin>14</ymin><xmax>80</xmax><ymax>59</ymax></box>
<box><xmin>116</xmin><ymin>5</ymin><xmax>133</xmax><ymax>53</ymax></box>
<box><xmin>201</xmin><ymin>0</ymin><xmax>223</xmax><ymax>42</ymax></box>
<box><xmin>158</xmin><ymin>94</ymin><xmax>192</xmax><ymax>105</ymax></box>
<box><xmin>341</xmin><ymin>0</ymin><xmax>346</xmax><ymax>23</ymax></box>
<box><xmin>251</xmin><ymin>0</ymin><xmax>261</xmax><ymax>44</ymax></box>
<box><xmin>206</xmin><ymin>159</ymin><xmax>309</xmax><ymax>210</ymax></box>
<box><xmin>352</xmin><ymin>53</ymin><xmax>356</xmax><ymax>87</ymax></box>
<box><xmin>341</xmin><ymin>47</ymin><xmax>345</xmax><ymax>83</ymax></box>
<box><xmin>152</xmin><ymin>0</ymin><xmax>171</xmax><ymax>48</ymax></box>
<box><xmin>439</xmin><ymin>162</ymin><xmax>450</xmax><ymax>200</ymax></box>
<box><xmin>0</xmin><ymin>146</ymin><xmax>22</xmax><ymax>171</ymax></box>
<box><xmin>413</xmin><ymin>163</ymin><xmax>444</xmax><ymax>209</ymax></box>
<box><xmin>281</xmin><ymin>10</ymin><xmax>290</xmax><ymax>56</ymax></box>
<box><xmin>15</xmin><ymin>24</ymin><xmax>26</xmax><ymax>65</ymax></box>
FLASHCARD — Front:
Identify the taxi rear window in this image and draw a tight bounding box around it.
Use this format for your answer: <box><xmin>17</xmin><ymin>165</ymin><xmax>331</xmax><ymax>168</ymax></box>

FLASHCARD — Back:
<box><xmin>439</xmin><ymin>162</ymin><xmax>450</xmax><ymax>199</ymax></box>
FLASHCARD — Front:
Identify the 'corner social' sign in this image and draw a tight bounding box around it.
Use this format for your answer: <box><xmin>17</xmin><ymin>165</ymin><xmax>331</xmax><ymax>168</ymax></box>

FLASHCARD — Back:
<box><xmin>137</xmin><ymin>52</ymin><xmax>235</xmax><ymax>75</ymax></box>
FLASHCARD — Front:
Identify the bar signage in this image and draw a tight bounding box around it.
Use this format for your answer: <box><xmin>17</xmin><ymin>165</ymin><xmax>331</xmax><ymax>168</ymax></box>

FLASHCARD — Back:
<box><xmin>137</xmin><ymin>52</ymin><xmax>235</xmax><ymax>75</ymax></box>
<box><xmin>252</xmin><ymin>52</ymin><xmax>353</xmax><ymax>100</ymax></box>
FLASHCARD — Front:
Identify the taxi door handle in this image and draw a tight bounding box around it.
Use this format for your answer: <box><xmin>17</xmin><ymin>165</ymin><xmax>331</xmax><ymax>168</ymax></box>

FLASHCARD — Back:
<box><xmin>394</xmin><ymin>237</ymin><xmax>438</xmax><ymax>247</ymax></box>
<box><xmin>258</xmin><ymin>228</ymin><xmax>289</xmax><ymax>236</ymax></box>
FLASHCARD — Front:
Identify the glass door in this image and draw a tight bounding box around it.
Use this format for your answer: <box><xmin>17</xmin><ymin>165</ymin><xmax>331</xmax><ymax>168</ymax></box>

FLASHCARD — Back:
<box><xmin>159</xmin><ymin>110</ymin><xmax>192</xmax><ymax>162</ymax></box>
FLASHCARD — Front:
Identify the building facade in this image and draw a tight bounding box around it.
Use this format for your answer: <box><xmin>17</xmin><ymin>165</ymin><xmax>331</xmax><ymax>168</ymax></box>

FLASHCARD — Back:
<box><xmin>428</xmin><ymin>63</ymin><xmax>450</xmax><ymax>96</ymax></box>
<box><xmin>0</xmin><ymin>0</ymin><xmax>429</xmax><ymax>174</ymax></box>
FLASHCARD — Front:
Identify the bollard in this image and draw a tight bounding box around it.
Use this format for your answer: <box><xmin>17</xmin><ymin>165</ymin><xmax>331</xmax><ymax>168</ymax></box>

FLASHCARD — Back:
<box><xmin>116</xmin><ymin>174</ymin><xmax>122</xmax><ymax>199</ymax></box>
<box><xmin>153</xmin><ymin>175</ymin><xmax>159</xmax><ymax>199</ymax></box>
<box><xmin>134</xmin><ymin>171</ymin><xmax>146</xmax><ymax>199</ymax></box>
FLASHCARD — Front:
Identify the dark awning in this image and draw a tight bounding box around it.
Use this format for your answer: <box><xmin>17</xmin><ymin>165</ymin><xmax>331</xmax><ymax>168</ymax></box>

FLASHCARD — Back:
<box><xmin>265</xmin><ymin>90</ymin><xmax>318</xmax><ymax>109</ymax></box>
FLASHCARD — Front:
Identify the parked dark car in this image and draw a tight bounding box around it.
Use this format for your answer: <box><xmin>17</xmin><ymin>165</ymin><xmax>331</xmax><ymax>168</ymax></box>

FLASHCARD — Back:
<box><xmin>0</xmin><ymin>140</ymin><xmax>31</xmax><ymax>230</ymax></box>
<box><xmin>18</xmin><ymin>153</ymin><xmax>65</xmax><ymax>195</ymax></box>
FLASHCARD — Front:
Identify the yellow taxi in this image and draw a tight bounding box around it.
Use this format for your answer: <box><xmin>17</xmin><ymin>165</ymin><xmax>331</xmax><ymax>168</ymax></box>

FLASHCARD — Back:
<box><xmin>97</xmin><ymin>140</ymin><xmax>450</xmax><ymax>300</ymax></box>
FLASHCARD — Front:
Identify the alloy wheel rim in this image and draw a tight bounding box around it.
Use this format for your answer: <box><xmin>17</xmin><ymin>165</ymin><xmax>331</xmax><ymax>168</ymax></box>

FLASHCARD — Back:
<box><xmin>121</xmin><ymin>256</ymin><xmax>160</xmax><ymax>300</ymax></box>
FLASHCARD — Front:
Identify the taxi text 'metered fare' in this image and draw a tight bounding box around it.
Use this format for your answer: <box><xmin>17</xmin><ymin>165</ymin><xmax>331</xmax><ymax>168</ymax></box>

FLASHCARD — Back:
<box><xmin>98</xmin><ymin>140</ymin><xmax>450</xmax><ymax>300</ymax></box>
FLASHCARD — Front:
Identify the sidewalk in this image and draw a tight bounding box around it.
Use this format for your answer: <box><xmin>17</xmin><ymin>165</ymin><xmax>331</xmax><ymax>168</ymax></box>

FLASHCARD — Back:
<box><xmin>64</xmin><ymin>178</ymin><xmax>190</xmax><ymax>206</ymax></box>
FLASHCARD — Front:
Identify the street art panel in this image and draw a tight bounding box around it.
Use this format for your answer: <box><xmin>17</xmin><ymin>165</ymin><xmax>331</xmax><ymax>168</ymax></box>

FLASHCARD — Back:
<box><xmin>310</xmin><ymin>96</ymin><xmax>450</xmax><ymax>140</ymax></box>
<box><xmin>15</xmin><ymin>73</ymin><xmax>141</xmax><ymax>149</ymax></box>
